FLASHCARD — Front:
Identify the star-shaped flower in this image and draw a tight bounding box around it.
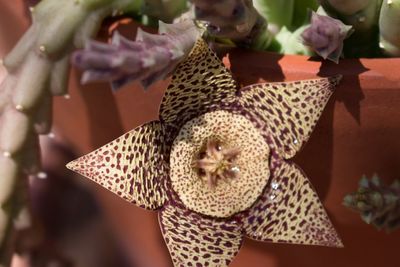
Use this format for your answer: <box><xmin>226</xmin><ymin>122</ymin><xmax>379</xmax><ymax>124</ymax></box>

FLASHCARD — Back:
<box><xmin>67</xmin><ymin>39</ymin><xmax>343</xmax><ymax>266</ymax></box>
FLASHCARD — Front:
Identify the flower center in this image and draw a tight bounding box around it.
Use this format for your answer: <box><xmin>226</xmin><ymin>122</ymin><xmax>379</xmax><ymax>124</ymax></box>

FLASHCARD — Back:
<box><xmin>169</xmin><ymin>110</ymin><xmax>270</xmax><ymax>218</ymax></box>
<box><xmin>196</xmin><ymin>139</ymin><xmax>240</xmax><ymax>189</ymax></box>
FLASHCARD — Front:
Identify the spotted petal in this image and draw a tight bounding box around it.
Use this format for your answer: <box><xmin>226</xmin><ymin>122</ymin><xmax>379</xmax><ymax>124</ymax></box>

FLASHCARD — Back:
<box><xmin>243</xmin><ymin>157</ymin><xmax>342</xmax><ymax>247</ymax></box>
<box><xmin>159</xmin><ymin>39</ymin><xmax>238</xmax><ymax>129</ymax></box>
<box><xmin>238</xmin><ymin>75</ymin><xmax>341</xmax><ymax>159</ymax></box>
<box><xmin>67</xmin><ymin>121</ymin><xmax>168</xmax><ymax>210</ymax></box>
<box><xmin>159</xmin><ymin>203</ymin><xmax>243</xmax><ymax>267</ymax></box>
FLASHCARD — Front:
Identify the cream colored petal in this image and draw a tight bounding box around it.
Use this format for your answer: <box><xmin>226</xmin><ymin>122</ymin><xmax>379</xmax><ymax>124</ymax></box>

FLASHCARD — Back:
<box><xmin>67</xmin><ymin>121</ymin><xmax>168</xmax><ymax>210</ymax></box>
<box><xmin>159</xmin><ymin>203</ymin><xmax>243</xmax><ymax>267</ymax></box>
<box><xmin>159</xmin><ymin>39</ymin><xmax>237</xmax><ymax>129</ymax></box>
<box><xmin>238</xmin><ymin>75</ymin><xmax>341</xmax><ymax>159</ymax></box>
<box><xmin>244</xmin><ymin>157</ymin><xmax>343</xmax><ymax>247</ymax></box>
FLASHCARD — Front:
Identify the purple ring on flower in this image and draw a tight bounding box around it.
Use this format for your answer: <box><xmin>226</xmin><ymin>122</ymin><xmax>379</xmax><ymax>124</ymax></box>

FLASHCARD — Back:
<box><xmin>67</xmin><ymin>39</ymin><xmax>343</xmax><ymax>267</ymax></box>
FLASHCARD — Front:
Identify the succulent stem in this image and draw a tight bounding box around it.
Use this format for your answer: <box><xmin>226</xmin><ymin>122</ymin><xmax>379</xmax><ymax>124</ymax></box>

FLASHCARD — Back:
<box><xmin>379</xmin><ymin>0</ymin><xmax>400</xmax><ymax>56</ymax></box>
<box><xmin>319</xmin><ymin>0</ymin><xmax>383</xmax><ymax>57</ymax></box>
<box><xmin>0</xmin><ymin>0</ymin><xmax>140</xmax><ymax>264</ymax></box>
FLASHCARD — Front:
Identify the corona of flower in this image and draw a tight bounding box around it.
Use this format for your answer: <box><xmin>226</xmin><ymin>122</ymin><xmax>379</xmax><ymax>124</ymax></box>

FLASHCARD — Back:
<box><xmin>67</xmin><ymin>38</ymin><xmax>343</xmax><ymax>267</ymax></box>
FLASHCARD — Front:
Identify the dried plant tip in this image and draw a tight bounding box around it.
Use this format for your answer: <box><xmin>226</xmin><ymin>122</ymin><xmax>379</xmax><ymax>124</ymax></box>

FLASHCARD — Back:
<box><xmin>301</xmin><ymin>11</ymin><xmax>353</xmax><ymax>63</ymax></box>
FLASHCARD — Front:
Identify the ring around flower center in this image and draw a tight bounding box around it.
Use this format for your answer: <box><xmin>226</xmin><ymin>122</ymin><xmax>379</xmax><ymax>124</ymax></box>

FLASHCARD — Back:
<box><xmin>170</xmin><ymin>110</ymin><xmax>270</xmax><ymax>218</ymax></box>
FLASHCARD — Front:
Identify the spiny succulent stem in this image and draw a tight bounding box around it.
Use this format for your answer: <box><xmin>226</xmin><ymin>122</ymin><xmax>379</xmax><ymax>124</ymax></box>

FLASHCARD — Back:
<box><xmin>0</xmin><ymin>0</ymin><xmax>143</xmax><ymax>264</ymax></box>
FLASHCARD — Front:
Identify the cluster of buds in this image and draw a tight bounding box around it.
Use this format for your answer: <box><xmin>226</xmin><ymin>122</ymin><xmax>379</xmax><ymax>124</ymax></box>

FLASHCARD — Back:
<box><xmin>343</xmin><ymin>175</ymin><xmax>400</xmax><ymax>231</ymax></box>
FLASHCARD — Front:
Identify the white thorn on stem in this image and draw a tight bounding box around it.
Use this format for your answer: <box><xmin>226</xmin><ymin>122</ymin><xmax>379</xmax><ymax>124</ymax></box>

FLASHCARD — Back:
<box><xmin>39</xmin><ymin>45</ymin><xmax>46</xmax><ymax>53</ymax></box>
<box><xmin>15</xmin><ymin>104</ymin><xmax>24</xmax><ymax>111</ymax></box>
<box><xmin>36</xmin><ymin>172</ymin><xmax>48</xmax><ymax>179</ymax></box>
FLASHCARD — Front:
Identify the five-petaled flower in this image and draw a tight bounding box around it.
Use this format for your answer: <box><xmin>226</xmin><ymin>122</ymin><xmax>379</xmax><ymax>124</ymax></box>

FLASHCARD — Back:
<box><xmin>67</xmin><ymin>38</ymin><xmax>343</xmax><ymax>267</ymax></box>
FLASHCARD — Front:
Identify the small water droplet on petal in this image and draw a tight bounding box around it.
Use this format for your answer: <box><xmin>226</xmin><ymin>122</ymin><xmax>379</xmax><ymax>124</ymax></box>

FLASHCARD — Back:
<box><xmin>271</xmin><ymin>181</ymin><xmax>279</xmax><ymax>190</ymax></box>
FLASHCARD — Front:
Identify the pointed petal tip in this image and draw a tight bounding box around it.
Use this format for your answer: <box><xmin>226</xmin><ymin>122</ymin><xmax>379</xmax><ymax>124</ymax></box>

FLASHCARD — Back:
<box><xmin>66</xmin><ymin>159</ymin><xmax>78</xmax><ymax>172</ymax></box>
<box><xmin>334</xmin><ymin>238</ymin><xmax>345</xmax><ymax>248</ymax></box>
<box><xmin>328</xmin><ymin>74</ymin><xmax>343</xmax><ymax>84</ymax></box>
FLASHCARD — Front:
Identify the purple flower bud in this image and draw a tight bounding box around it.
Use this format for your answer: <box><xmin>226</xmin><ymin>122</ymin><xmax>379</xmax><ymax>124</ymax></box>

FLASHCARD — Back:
<box><xmin>192</xmin><ymin>0</ymin><xmax>259</xmax><ymax>40</ymax></box>
<box><xmin>301</xmin><ymin>11</ymin><xmax>353</xmax><ymax>63</ymax></box>
<box><xmin>72</xmin><ymin>20</ymin><xmax>201</xmax><ymax>91</ymax></box>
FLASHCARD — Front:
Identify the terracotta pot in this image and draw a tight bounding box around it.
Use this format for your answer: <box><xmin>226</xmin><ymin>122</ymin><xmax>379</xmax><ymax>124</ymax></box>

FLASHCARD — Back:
<box><xmin>2</xmin><ymin>2</ymin><xmax>400</xmax><ymax>267</ymax></box>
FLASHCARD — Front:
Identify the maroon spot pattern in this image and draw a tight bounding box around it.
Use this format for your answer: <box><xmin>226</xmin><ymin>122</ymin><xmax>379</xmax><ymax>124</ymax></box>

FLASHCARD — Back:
<box><xmin>243</xmin><ymin>155</ymin><xmax>343</xmax><ymax>247</ymax></box>
<box><xmin>67</xmin><ymin>39</ymin><xmax>343</xmax><ymax>267</ymax></box>
<box><xmin>67</xmin><ymin>121</ymin><xmax>168</xmax><ymax>210</ymax></box>
<box><xmin>159</xmin><ymin>203</ymin><xmax>243</xmax><ymax>267</ymax></box>
<box><xmin>237</xmin><ymin>76</ymin><xmax>341</xmax><ymax>159</ymax></box>
<box><xmin>159</xmin><ymin>39</ymin><xmax>238</xmax><ymax>131</ymax></box>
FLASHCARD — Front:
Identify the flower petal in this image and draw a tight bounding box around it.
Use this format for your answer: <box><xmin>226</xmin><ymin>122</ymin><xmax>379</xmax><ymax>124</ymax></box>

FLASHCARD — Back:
<box><xmin>159</xmin><ymin>39</ymin><xmax>238</xmax><ymax>129</ymax></box>
<box><xmin>243</xmin><ymin>157</ymin><xmax>342</xmax><ymax>247</ymax></box>
<box><xmin>237</xmin><ymin>75</ymin><xmax>341</xmax><ymax>159</ymax></box>
<box><xmin>66</xmin><ymin>121</ymin><xmax>168</xmax><ymax>210</ymax></box>
<box><xmin>159</xmin><ymin>203</ymin><xmax>243</xmax><ymax>267</ymax></box>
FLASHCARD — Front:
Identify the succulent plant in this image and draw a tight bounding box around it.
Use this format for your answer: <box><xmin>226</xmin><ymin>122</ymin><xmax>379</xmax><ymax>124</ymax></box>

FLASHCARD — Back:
<box><xmin>301</xmin><ymin>10</ymin><xmax>353</xmax><ymax>62</ymax></box>
<box><xmin>318</xmin><ymin>0</ymin><xmax>383</xmax><ymax>57</ymax></box>
<box><xmin>191</xmin><ymin>0</ymin><xmax>272</xmax><ymax>49</ymax></box>
<box><xmin>253</xmin><ymin>0</ymin><xmax>295</xmax><ymax>31</ymax></box>
<box><xmin>141</xmin><ymin>0</ymin><xmax>188</xmax><ymax>23</ymax></box>
<box><xmin>73</xmin><ymin>20</ymin><xmax>201</xmax><ymax>90</ymax></box>
<box><xmin>343</xmin><ymin>175</ymin><xmax>400</xmax><ymax>231</ymax></box>
<box><xmin>2</xmin><ymin>0</ymin><xmax>400</xmax><ymax>264</ymax></box>
<box><xmin>0</xmin><ymin>0</ymin><xmax>144</xmax><ymax>265</ymax></box>
<box><xmin>379</xmin><ymin>0</ymin><xmax>400</xmax><ymax>56</ymax></box>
